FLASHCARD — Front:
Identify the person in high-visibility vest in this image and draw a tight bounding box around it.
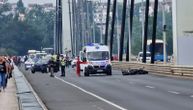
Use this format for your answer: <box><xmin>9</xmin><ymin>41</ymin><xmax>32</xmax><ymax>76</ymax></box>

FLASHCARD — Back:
<box><xmin>60</xmin><ymin>56</ymin><xmax>66</xmax><ymax>77</ymax></box>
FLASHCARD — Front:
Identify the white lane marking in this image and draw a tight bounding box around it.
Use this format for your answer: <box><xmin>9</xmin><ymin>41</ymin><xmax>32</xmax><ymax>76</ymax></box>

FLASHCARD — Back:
<box><xmin>168</xmin><ymin>91</ymin><xmax>180</xmax><ymax>95</ymax></box>
<box><xmin>55</xmin><ymin>77</ymin><xmax>127</xmax><ymax>110</ymax></box>
<box><xmin>190</xmin><ymin>95</ymin><xmax>193</xmax><ymax>98</ymax></box>
<box><xmin>145</xmin><ymin>86</ymin><xmax>155</xmax><ymax>89</ymax></box>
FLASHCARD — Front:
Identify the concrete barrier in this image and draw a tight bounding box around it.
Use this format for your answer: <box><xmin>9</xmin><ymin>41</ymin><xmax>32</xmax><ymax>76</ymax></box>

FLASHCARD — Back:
<box><xmin>14</xmin><ymin>66</ymin><xmax>48</xmax><ymax>110</ymax></box>
<box><xmin>112</xmin><ymin>61</ymin><xmax>193</xmax><ymax>77</ymax></box>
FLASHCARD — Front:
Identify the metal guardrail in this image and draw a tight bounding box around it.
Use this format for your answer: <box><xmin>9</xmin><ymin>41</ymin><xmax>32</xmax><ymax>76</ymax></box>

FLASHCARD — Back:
<box><xmin>112</xmin><ymin>61</ymin><xmax>193</xmax><ymax>77</ymax></box>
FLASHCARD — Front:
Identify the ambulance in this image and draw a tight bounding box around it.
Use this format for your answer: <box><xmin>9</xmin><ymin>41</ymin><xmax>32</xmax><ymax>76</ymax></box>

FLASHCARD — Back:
<box><xmin>79</xmin><ymin>43</ymin><xmax>112</xmax><ymax>76</ymax></box>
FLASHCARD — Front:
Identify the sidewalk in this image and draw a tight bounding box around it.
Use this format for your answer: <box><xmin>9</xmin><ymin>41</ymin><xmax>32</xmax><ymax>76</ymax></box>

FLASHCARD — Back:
<box><xmin>0</xmin><ymin>78</ymin><xmax>19</xmax><ymax>110</ymax></box>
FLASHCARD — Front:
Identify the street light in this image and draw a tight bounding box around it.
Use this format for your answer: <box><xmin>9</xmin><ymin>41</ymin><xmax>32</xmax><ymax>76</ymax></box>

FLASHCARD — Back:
<box><xmin>140</xmin><ymin>0</ymin><xmax>145</xmax><ymax>52</ymax></box>
<box><xmin>162</xmin><ymin>0</ymin><xmax>167</xmax><ymax>64</ymax></box>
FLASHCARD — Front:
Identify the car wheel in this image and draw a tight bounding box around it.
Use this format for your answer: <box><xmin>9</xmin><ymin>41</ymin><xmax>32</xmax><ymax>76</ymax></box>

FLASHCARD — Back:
<box><xmin>106</xmin><ymin>69</ymin><xmax>112</xmax><ymax>76</ymax></box>
<box><xmin>31</xmin><ymin>70</ymin><xmax>35</xmax><ymax>74</ymax></box>
<box><xmin>84</xmin><ymin>68</ymin><xmax>89</xmax><ymax>77</ymax></box>
<box><xmin>41</xmin><ymin>70</ymin><xmax>45</xmax><ymax>73</ymax></box>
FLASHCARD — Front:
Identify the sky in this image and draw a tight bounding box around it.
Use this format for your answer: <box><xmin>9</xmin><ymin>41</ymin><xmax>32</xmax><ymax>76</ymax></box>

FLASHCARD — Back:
<box><xmin>8</xmin><ymin>0</ymin><xmax>56</xmax><ymax>6</ymax></box>
<box><xmin>8</xmin><ymin>0</ymin><xmax>144</xmax><ymax>7</ymax></box>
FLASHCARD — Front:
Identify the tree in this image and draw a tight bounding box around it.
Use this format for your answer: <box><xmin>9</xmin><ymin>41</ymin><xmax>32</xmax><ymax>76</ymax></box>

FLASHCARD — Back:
<box><xmin>25</xmin><ymin>5</ymin><xmax>55</xmax><ymax>48</ymax></box>
<box><xmin>0</xmin><ymin>2</ymin><xmax>55</xmax><ymax>55</ymax></box>
<box><xmin>16</xmin><ymin>0</ymin><xmax>25</xmax><ymax>14</ymax></box>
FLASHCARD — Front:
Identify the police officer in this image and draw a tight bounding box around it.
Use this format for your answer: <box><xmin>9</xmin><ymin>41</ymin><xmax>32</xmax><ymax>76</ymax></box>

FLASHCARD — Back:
<box><xmin>60</xmin><ymin>56</ymin><xmax>66</xmax><ymax>77</ymax></box>
<box><xmin>48</xmin><ymin>56</ymin><xmax>55</xmax><ymax>77</ymax></box>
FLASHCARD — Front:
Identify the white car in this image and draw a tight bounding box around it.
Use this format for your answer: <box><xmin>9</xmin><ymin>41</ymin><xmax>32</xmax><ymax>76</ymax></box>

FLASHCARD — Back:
<box><xmin>24</xmin><ymin>59</ymin><xmax>35</xmax><ymax>70</ymax></box>
<box><xmin>71</xmin><ymin>57</ymin><xmax>77</xmax><ymax>68</ymax></box>
<box><xmin>137</xmin><ymin>52</ymin><xmax>151</xmax><ymax>62</ymax></box>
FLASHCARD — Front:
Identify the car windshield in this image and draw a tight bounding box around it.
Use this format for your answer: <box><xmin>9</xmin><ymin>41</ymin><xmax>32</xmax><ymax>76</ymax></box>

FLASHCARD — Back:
<box><xmin>42</xmin><ymin>59</ymin><xmax>49</xmax><ymax>64</ymax></box>
<box><xmin>36</xmin><ymin>59</ymin><xmax>42</xmax><ymax>64</ymax></box>
<box><xmin>139</xmin><ymin>53</ymin><xmax>151</xmax><ymax>57</ymax></box>
<box><xmin>27</xmin><ymin>58</ymin><xmax>33</xmax><ymax>62</ymax></box>
<box><xmin>87</xmin><ymin>51</ymin><xmax>109</xmax><ymax>61</ymax></box>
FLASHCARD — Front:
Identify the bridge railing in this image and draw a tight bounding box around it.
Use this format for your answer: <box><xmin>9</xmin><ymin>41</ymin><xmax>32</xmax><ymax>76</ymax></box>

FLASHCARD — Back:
<box><xmin>112</xmin><ymin>61</ymin><xmax>193</xmax><ymax>77</ymax></box>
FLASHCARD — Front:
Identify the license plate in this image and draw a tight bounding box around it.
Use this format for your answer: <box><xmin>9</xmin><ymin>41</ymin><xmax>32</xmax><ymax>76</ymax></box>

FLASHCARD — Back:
<box><xmin>97</xmin><ymin>70</ymin><xmax>103</xmax><ymax>72</ymax></box>
<box><xmin>26</xmin><ymin>65</ymin><xmax>31</xmax><ymax>67</ymax></box>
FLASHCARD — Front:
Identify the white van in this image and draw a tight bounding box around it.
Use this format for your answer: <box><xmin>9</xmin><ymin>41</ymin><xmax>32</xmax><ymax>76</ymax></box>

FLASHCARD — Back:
<box><xmin>79</xmin><ymin>43</ymin><xmax>112</xmax><ymax>76</ymax></box>
<box><xmin>137</xmin><ymin>51</ymin><xmax>151</xmax><ymax>62</ymax></box>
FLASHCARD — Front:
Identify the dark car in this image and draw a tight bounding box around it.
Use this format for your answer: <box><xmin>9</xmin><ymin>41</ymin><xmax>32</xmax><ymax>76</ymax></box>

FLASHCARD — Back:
<box><xmin>31</xmin><ymin>59</ymin><xmax>49</xmax><ymax>73</ymax></box>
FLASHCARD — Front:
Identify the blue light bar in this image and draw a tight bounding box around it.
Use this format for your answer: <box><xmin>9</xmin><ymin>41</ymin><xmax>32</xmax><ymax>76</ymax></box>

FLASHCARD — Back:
<box><xmin>87</xmin><ymin>43</ymin><xmax>94</xmax><ymax>46</ymax></box>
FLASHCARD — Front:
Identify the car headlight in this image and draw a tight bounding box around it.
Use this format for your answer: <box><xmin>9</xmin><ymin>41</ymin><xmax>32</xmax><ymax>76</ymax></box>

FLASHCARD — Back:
<box><xmin>87</xmin><ymin>65</ymin><xmax>93</xmax><ymax>69</ymax></box>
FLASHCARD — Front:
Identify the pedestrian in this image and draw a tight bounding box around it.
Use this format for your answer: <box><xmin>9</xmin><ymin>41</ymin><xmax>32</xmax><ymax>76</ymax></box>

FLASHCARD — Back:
<box><xmin>65</xmin><ymin>55</ymin><xmax>70</xmax><ymax>68</ymax></box>
<box><xmin>48</xmin><ymin>56</ymin><xmax>56</xmax><ymax>77</ymax></box>
<box><xmin>60</xmin><ymin>56</ymin><xmax>66</xmax><ymax>77</ymax></box>
<box><xmin>4</xmin><ymin>57</ymin><xmax>10</xmax><ymax>88</ymax></box>
<box><xmin>0</xmin><ymin>56</ymin><xmax>8</xmax><ymax>92</ymax></box>
<box><xmin>7</xmin><ymin>57</ymin><xmax>14</xmax><ymax>79</ymax></box>
<box><xmin>56</xmin><ymin>54</ymin><xmax>60</xmax><ymax>72</ymax></box>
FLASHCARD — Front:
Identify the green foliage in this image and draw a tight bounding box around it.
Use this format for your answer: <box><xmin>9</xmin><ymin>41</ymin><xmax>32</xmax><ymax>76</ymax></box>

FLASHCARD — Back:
<box><xmin>16</xmin><ymin>0</ymin><xmax>25</xmax><ymax>14</ymax></box>
<box><xmin>107</xmin><ymin>2</ymin><xmax>173</xmax><ymax>56</ymax></box>
<box><xmin>25</xmin><ymin>5</ymin><xmax>55</xmax><ymax>47</ymax></box>
<box><xmin>0</xmin><ymin>1</ymin><xmax>55</xmax><ymax>55</ymax></box>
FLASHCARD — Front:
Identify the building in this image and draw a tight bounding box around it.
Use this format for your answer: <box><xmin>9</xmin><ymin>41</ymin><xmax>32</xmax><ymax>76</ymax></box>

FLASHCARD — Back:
<box><xmin>10</xmin><ymin>3</ymin><xmax>17</xmax><ymax>14</ymax></box>
<box><xmin>93</xmin><ymin>2</ymin><xmax>107</xmax><ymax>25</ymax></box>
<box><xmin>42</xmin><ymin>3</ymin><xmax>55</xmax><ymax>12</ymax></box>
<box><xmin>28</xmin><ymin>3</ymin><xmax>55</xmax><ymax>12</ymax></box>
<box><xmin>172</xmin><ymin>0</ymin><xmax>193</xmax><ymax>65</ymax></box>
<box><xmin>139</xmin><ymin>0</ymin><xmax>172</xmax><ymax>17</ymax></box>
<box><xmin>0</xmin><ymin>0</ymin><xmax>5</xmax><ymax>5</ymax></box>
<box><xmin>18</xmin><ymin>13</ymin><xmax>25</xmax><ymax>21</ymax></box>
<box><xmin>139</xmin><ymin>0</ymin><xmax>172</xmax><ymax>24</ymax></box>
<box><xmin>93</xmin><ymin>2</ymin><xmax>109</xmax><ymax>34</ymax></box>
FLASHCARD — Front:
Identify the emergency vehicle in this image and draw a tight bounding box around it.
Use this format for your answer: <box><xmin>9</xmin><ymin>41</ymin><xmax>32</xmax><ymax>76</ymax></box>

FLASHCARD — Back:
<box><xmin>79</xmin><ymin>43</ymin><xmax>112</xmax><ymax>76</ymax></box>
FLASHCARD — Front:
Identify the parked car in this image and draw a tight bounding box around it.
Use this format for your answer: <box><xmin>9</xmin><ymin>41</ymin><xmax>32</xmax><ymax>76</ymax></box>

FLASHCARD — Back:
<box><xmin>31</xmin><ymin>58</ymin><xmax>49</xmax><ymax>73</ymax></box>
<box><xmin>24</xmin><ymin>59</ymin><xmax>35</xmax><ymax>70</ymax></box>
<box><xmin>137</xmin><ymin>52</ymin><xmax>151</xmax><ymax>62</ymax></box>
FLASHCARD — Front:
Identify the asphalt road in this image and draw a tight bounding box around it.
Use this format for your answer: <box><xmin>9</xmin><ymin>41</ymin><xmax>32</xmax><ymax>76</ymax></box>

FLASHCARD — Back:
<box><xmin>20</xmin><ymin>67</ymin><xmax>193</xmax><ymax>110</ymax></box>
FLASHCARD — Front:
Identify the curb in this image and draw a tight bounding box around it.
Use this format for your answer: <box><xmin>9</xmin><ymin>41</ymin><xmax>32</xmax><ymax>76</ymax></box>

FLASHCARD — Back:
<box><xmin>14</xmin><ymin>66</ymin><xmax>48</xmax><ymax>110</ymax></box>
<box><xmin>22</xmin><ymin>69</ymin><xmax>48</xmax><ymax>110</ymax></box>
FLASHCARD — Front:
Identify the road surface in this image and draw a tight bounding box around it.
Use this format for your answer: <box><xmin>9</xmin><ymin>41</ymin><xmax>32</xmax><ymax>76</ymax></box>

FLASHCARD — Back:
<box><xmin>20</xmin><ymin>67</ymin><xmax>193</xmax><ymax>110</ymax></box>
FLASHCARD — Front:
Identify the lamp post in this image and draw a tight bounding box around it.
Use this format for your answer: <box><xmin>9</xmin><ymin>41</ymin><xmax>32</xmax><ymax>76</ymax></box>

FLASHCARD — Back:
<box><xmin>126</xmin><ymin>0</ymin><xmax>135</xmax><ymax>61</ymax></box>
<box><xmin>55</xmin><ymin>0</ymin><xmax>62</xmax><ymax>54</ymax></box>
<box><xmin>91</xmin><ymin>1</ymin><xmax>96</xmax><ymax>43</ymax></box>
<box><xmin>162</xmin><ymin>0</ymin><xmax>167</xmax><ymax>64</ymax></box>
<box><xmin>141</xmin><ymin>0</ymin><xmax>145</xmax><ymax>52</ymax></box>
<box><xmin>116</xmin><ymin>3</ymin><xmax>120</xmax><ymax>58</ymax></box>
<box><xmin>55</xmin><ymin>0</ymin><xmax>59</xmax><ymax>54</ymax></box>
<box><xmin>68</xmin><ymin>0</ymin><xmax>74</xmax><ymax>56</ymax></box>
